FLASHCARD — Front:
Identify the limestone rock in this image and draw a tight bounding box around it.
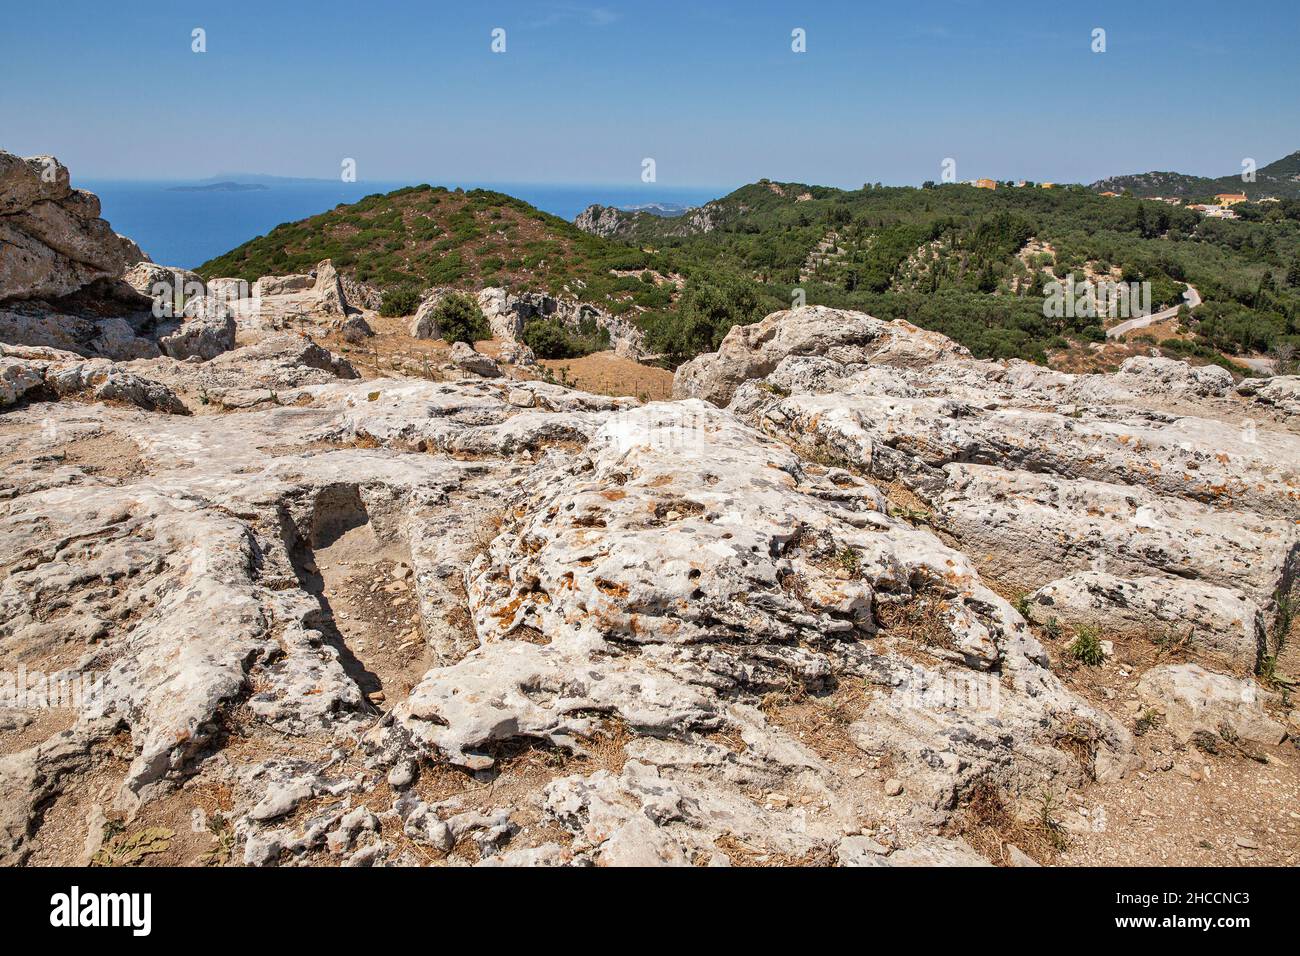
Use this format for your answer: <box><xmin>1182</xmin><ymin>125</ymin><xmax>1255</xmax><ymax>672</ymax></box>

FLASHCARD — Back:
<box><xmin>338</xmin><ymin>313</ymin><xmax>373</xmax><ymax>344</ymax></box>
<box><xmin>673</xmin><ymin>306</ymin><xmax>966</xmax><ymax>406</ymax></box>
<box><xmin>1026</xmin><ymin>572</ymin><xmax>1265</xmax><ymax>671</ymax></box>
<box><xmin>449</xmin><ymin>341</ymin><xmax>502</xmax><ymax>377</ymax></box>
<box><xmin>1239</xmin><ymin>375</ymin><xmax>1300</xmax><ymax>416</ymax></box>
<box><xmin>409</xmin><ymin>289</ymin><xmax>447</xmax><ymax>339</ymax></box>
<box><xmin>254</xmin><ymin>274</ymin><xmax>314</xmax><ymax>297</ymax></box>
<box><xmin>1137</xmin><ymin>664</ymin><xmax>1285</xmax><ymax>745</ymax></box>
<box><xmin>123</xmin><ymin>261</ymin><xmax>205</xmax><ymax>308</ymax></box>
<box><xmin>0</xmin><ymin>151</ymin><xmax>146</xmax><ymax>302</ymax></box>
<box><xmin>497</xmin><ymin>341</ymin><xmax>537</xmax><ymax>366</ymax></box>
<box><xmin>159</xmin><ymin>314</ymin><xmax>236</xmax><ymax>361</ymax></box>
<box><xmin>712</xmin><ymin>306</ymin><xmax>1298</xmax><ymax>709</ymax></box>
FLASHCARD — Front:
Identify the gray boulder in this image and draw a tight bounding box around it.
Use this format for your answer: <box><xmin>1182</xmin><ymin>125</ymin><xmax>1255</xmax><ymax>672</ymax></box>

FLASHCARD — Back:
<box><xmin>159</xmin><ymin>314</ymin><xmax>237</xmax><ymax>361</ymax></box>
<box><xmin>1137</xmin><ymin>663</ymin><xmax>1285</xmax><ymax>745</ymax></box>
<box><xmin>0</xmin><ymin>151</ymin><xmax>146</xmax><ymax>301</ymax></box>
<box><xmin>449</xmin><ymin>341</ymin><xmax>502</xmax><ymax>377</ymax></box>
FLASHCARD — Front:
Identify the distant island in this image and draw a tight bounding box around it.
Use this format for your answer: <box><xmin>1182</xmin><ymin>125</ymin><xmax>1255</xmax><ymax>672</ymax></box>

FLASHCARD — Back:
<box><xmin>167</xmin><ymin>181</ymin><xmax>270</xmax><ymax>193</ymax></box>
<box><xmin>617</xmin><ymin>201</ymin><xmax>695</xmax><ymax>217</ymax></box>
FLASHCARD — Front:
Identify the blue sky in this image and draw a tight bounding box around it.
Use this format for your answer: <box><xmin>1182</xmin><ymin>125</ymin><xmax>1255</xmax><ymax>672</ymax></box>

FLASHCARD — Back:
<box><xmin>1</xmin><ymin>0</ymin><xmax>1296</xmax><ymax>189</ymax></box>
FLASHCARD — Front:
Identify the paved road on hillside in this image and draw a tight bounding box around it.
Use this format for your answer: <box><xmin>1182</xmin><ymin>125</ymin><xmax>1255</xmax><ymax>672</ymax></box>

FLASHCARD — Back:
<box><xmin>1106</xmin><ymin>284</ymin><xmax>1201</xmax><ymax>339</ymax></box>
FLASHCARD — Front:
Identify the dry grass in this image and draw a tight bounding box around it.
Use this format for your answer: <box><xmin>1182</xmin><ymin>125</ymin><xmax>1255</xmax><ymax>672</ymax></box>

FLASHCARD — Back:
<box><xmin>713</xmin><ymin>834</ymin><xmax>835</xmax><ymax>867</ymax></box>
<box><xmin>874</xmin><ymin>591</ymin><xmax>955</xmax><ymax>649</ymax></box>
<box><xmin>952</xmin><ymin>778</ymin><xmax>1065</xmax><ymax>866</ymax></box>
<box><xmin>760</xmin><ymin>675</ymin><xmax>872</xmax><ymax>762</ymax></box>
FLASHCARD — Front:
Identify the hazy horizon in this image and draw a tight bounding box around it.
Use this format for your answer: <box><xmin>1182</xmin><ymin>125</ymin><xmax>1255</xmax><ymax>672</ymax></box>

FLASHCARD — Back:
<box><xmin>4</xmin><ymin>0</ymin><xmax>1297</xmax><ymax>190</ymax></box>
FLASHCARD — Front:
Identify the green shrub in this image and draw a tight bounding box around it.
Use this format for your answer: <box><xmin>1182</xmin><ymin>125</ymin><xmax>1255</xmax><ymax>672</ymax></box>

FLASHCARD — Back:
<box><xmin>522</xmin><ymin>315</ymin><xmax>611</xmax><ymax>359</ymax></box>
<box><xmin>378</xmin><ymin>287</ymin><xmax>421</xmax><ymax>317</ymax></box>
<box><xmin>523</xmin><ymin>319</ymin><xmax>576</xmax><ymax>358</ymax></box>
<box><xmin>433</xmin><ymin>292</ymin><xmax>490</xmax><ymax>344</ymax></box>
<box><xmin>1068</xmin><ymin>625</ymin><xmax>1106</xmax><ymax>666</ymax></box>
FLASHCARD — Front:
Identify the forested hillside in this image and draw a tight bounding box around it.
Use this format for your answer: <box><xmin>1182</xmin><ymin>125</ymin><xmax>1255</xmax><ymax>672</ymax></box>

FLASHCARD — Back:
<box><xmin>200</xmin><ymin>178</ymin><xmax>1300</xmax><ymax>371</ymax></box>
<box><xmin>583</xmin><ymin>179</ymin><xmax>1300</xmax><ymax>367</ymax></box>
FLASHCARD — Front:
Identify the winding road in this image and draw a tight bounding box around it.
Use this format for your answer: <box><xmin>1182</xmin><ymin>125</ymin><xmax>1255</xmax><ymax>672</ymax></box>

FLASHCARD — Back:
<box><xmin>1106</xmin><ymin>283</ymin><xmax>1201</xmax><ymax>339</ymax></box>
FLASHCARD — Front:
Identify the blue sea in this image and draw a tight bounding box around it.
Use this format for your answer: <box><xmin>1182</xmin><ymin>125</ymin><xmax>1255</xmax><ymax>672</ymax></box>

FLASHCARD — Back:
<box><xmin>80</xmin><ymin>179</ymin><xmax>725</xmax><ymax>270</ymax></box>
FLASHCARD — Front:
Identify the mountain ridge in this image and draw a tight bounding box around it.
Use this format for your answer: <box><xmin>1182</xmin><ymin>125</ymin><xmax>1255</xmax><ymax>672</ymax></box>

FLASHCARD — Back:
<box><xmin>1089</xmin><ymin>150</ymin><xmax>1300</xmax><ymax>200</ymax></box>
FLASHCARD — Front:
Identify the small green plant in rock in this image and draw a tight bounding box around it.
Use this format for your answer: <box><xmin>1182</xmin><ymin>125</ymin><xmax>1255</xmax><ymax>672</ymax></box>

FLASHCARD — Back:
<box><xmin>1134</xmin><ymin>707</ymin><xmax>1163</xmax><ymax>737</ymax></box>
<box><xmin>1069</xmin><ymin>624</ymin><xmax>1106</xmax><ymax>666</ymax></box>
<box><xmin>1036</xmin><ymin>789</ymin><xmax>1070</xmax><ymax>852</ymax></box>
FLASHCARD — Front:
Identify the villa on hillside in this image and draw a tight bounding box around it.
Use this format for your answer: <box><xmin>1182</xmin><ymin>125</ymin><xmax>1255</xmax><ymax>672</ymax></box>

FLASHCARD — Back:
<box><xmin>973</xmin><ymin>178</ymin><xmax>997</xmax><ymax>189</ymax></box>
<box><xmin>1214</xmin><ymin>192</ymin><xmax>1248</xmax><ymax>206</ymax></box>
<box><xmin>1099</xmin><ymin>191</ymin><xmax>1120</xmax><ymax>197</ymax></box>
<box><xmin>1190</xmin><ymin>202</ymin><xmax>1239</xmax><ymax>219</ymax></box>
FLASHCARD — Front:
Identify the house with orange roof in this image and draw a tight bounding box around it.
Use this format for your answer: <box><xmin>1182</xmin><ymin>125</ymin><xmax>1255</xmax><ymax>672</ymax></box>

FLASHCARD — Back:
<box><xmin>1214</xmin><ymin>192</ymin><xmax>1247</xmax><ymax>206</ymax></box>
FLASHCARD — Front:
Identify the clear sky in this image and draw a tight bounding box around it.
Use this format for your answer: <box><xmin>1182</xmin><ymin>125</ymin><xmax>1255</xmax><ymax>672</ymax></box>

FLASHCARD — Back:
<box><xmin>2</xmin><ymin>0</ymin><xmax>1296</xmax><ymax>189</ymax></box>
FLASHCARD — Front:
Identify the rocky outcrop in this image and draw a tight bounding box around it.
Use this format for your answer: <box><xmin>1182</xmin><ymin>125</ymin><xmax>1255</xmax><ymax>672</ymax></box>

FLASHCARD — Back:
<box><xmin>1137</xmin><ymin>664</ymin><xmax>1285</xmax><ymax>745</ymax></box>
<box><xmin>573</xmin><ymin>204</ymin><xmax>630</xmax><ymax>239</ymax></box>
<box><xmin>686</xmin><ymin>306</ymin><xmax>1299</xmax><ymax>687</ymax></box>
<box><xmin>0</xmin><ymin>306</ymin><xmax>161</xmax><ymax>361</ymax></box>
<box><xmin>158</xmin><ymin>313</ymin><xmax>237</xmax><ymax>361</ymax></box>
<box><xmin>408</xmin><ymin>289</ymin><xmax>448</xmax><ymax>339</ymax></box>
<box><xmin>674</xmin><ymin>306</ymin><xmax>965</xmax><ymax>406</ymax></box>
<box><xmin>409</xmin><ymin>285</ymin><xmax>644</xmax><ymax>359</ymax></box>
<box><xmin>0</xmin><ymin>315</ymin><xmax>1144</xmax><ymax>868</ymax></box>
<box><xmin>574</xmin><ymin>202</ymin><xmax>718</xmax><ymax>240</ymax></box>
<box><xmin>448</xmin><ymin>341</ymin><xmax>501</xmax><ymax>378</ymax></box>
<box><xmin>123</xmin><ymin>261</ymin><xmax>204</xmax><ymax>302</ymax></box>
<box><xmin>1238</xmin><ymin>375</ymin><xmax>1300</xmax><ymax>417</ymax></box>
<box><xmin>0</xmin><ymin>342</ymin><xmax>186</xmax><ymax>413</ymax></box>
<box><xmin>2</xmin><ymin>291</ymin><xmax>1293</xmax><ymax>867</ymax></box>
<box><xmin>0</xmin><ymin>151</ymin><xmax>145</xmax><ymax>302</ymax></box>
<box><xmin>216</xmin><ymin>260</ymin><xmax>351</xmax><ymax>334</ymax></box>
<box><xmin>1026</xmin><ymin>572</ymin><xmax>1266</xmax><ymax>672</ymax></box>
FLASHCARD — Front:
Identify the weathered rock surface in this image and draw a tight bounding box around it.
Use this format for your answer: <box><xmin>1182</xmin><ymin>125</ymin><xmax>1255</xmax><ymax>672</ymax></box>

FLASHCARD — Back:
<box><xmin>1026</xmin><ymin>572</ymin><xmax>1266</xmax><ymax>671</ymax></box>
<box><xmin>674</xmin><ymin>307</ymin><xmax>965</xmax><ymax>406</ymax></box>
<box><xmin>158</xmin><ymin>313</ymin><xmax>237</xmax><ymax>361</ymax></box>
<box><xmin>698</xmin><ymin>307</ymin><xmax>1299</xmax><ymax>675</ymax></box>
<box><xmin>2</xmin><ymin>289</ymin><xmax>1293</xmax><ymax>867</ymax></box>
<box><xmin>1137</xmin><ymin>664</ymin><xmax>1285</xmax><ymax>745</ymax></box>
<box><xmin>216</xmin><ymin>259</ymin><xmax>352</xmax><ymax>333</ymax></box>
<box><xmin>448</xmin><ymin>341</ymin><xmax>501</xmax><ymax>378</ymax></box>
<box><xmin>123</xmin><ymin>261</ymin><xmax>204</xmax><ymax>305</ymax></box>
<box><xmin>0</xmin><ymin>151</ymin><xmax>146</xmax><ymax>302</ymax></box>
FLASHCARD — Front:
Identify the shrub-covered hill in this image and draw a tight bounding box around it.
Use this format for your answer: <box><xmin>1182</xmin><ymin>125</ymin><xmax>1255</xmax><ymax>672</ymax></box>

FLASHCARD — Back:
<box><xmin>198</xmin><ymin>178</ymin><xmax>1300</xmax><ymax>371</ymax></box>
<box><xmin>196</xmin><ymin>185</ymin><xmax>681</xmax><ymax>317</ymax></box>
<box><xmin>578</xmin><ymin>178</ymin><xmax>1300</xmax><ymax>365</ymax></box>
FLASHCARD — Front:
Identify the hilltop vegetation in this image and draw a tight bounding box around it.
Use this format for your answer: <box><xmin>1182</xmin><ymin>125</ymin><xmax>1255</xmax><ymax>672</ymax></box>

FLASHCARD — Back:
<box><xmin>197</xmin><ymin>185</ymin><xmax>680</xmax><ymax>317</ymax></box>
<box><xmin>199</xmin><ymin>174</ymin><xmax>1300</xmax><ymax>371</ymax></box>
<box><xmin>593</xmin><ymin>178</ymin><xmax>1300</xmax><ymax>367</ymax></box>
